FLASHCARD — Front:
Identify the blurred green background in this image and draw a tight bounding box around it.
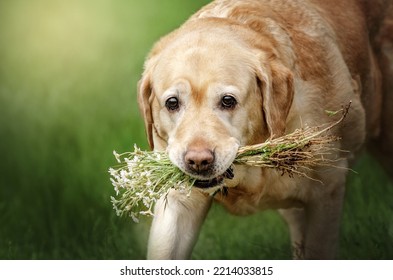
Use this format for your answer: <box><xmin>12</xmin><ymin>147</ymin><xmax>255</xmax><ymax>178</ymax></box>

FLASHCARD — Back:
<box><xmin>0</xmin><ymin>0</ymin><xmax>392</xmax><ymax>260</ymax></box>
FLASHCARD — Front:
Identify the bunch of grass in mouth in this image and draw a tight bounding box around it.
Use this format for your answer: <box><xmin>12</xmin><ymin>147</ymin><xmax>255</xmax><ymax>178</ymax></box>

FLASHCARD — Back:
<box><xmin>110</xmin><ymin>103</ymin><xmax>350</xmax><ymax>222</ymax></box>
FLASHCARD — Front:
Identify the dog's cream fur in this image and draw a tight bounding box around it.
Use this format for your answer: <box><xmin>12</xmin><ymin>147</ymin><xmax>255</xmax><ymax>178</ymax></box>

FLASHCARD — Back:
<box><xmin>137</xmin><ymin>0</ymin><xmax>393</xmax><ymax>259</ymax></box>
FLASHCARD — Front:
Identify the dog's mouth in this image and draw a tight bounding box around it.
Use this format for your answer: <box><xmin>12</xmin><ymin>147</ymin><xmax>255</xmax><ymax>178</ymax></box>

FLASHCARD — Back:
<box><xmin>193</xmin><ymin>167</ymin><xmax>234</xmax><ymax>189</ymax></box>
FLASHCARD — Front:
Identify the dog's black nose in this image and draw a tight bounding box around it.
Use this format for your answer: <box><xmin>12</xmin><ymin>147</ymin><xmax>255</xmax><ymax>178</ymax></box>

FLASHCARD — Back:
<box><xmin>184</xmin><ymin>149</ymin><xmax>214</xmax><ymax>174</ymax></box>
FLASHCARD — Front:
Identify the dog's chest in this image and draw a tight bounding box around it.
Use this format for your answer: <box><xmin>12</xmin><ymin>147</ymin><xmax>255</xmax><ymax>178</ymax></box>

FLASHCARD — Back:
<box><xmin>214</xmin><ymin>167</ymin><xmax>305</xmax><ymax>215</ymax></box>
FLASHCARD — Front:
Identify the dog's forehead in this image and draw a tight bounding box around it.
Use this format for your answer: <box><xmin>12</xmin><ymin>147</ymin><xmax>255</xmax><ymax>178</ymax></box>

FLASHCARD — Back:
<box><xmin>161</xmin><ymin>81</ymin><xmax>241</xmax><ymax>101</ymax></box>
<box><xmin>151</xmin><ymin>31</ymin><xmax>256</xmax><ymax>95</ymax></box>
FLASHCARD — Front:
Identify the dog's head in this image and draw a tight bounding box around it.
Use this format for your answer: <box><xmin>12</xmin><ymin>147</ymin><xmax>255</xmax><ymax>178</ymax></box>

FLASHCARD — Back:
<box><xmin>138</xmin><ymin>20</ymin><xmax>294</xmax><ymax>186</ymax></box>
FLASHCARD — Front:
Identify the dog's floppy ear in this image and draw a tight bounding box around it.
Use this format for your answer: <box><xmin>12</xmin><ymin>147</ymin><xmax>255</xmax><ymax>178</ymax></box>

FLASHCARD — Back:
<box><xmin>256</xmin><ymin>59</ymin><xmax>294</xmax><ymax>138</ymax></box>
<box><xmin>137</xmin><ymin>74</ymin><xmax>154</xmax><ymax>150</ymax></box>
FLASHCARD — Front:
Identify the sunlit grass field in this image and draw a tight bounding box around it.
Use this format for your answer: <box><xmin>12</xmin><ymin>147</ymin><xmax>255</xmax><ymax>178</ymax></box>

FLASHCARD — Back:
<box><xmin>1</xmin><ymin>0</ymin><xmax>392</xmax><ymax>260</ymax></box>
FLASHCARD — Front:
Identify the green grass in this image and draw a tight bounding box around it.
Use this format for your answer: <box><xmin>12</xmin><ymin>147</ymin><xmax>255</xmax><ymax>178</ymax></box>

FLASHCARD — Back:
<box><xmin>0</xmin><ymin>0</ymin><xmax>392</xmax><ymax>260</ymax></box>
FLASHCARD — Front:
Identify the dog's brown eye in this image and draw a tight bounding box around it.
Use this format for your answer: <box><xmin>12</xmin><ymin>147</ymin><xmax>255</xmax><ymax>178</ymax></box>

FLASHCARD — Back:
<box><xmin>221</xmin><ymin>95</ymin><xmax>237</xmax><ymax>109</ymax></box>
<box><xmin>165</xmin><ymin>97</ymin><xmax>180</xmax><ymax>111</ymax></box>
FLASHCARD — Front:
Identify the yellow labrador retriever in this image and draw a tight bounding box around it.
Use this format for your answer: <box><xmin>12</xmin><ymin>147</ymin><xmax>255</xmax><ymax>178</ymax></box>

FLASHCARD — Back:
<box><xmin>137</xmin><ymin>0</ymin><xmax>393</xmax><ymax>259</ymax></box>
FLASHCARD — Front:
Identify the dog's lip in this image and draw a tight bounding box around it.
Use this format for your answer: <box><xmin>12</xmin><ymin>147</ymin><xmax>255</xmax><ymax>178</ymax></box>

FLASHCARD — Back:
<box><xmin>193</xmin><ymin>167</ymin><xmax>234</xmax><ymax>189</ymax></box>
<box><xmin>194</xmin><ymin>177</ymin><xmax>224</xmax><ymax>189</ymax></box>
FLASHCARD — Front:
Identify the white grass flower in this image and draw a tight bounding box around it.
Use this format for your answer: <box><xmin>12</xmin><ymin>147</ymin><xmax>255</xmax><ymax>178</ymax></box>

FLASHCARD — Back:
<box><xmin>113</xmin><ymin>150</ymin><xmax>121</xmax><ymax>163</ymax></box>
<box><xmin>140</xmin><ymin>210</ymin><xmax>154</xmax><ymax>216</ymax></box>
<box><xmin>130</xmin><ymin>212</ymin><xmax>139</xmax><ymax>223</ymax></box>
<box><xmin>108</xmin><ymin>168</ymin><xmax>117</xmax><ymax>177</ymax></box>
<box><xmin>142</xmin><ymin>197</ymin><xmax>150</xmax><ymax>208</ymax></box>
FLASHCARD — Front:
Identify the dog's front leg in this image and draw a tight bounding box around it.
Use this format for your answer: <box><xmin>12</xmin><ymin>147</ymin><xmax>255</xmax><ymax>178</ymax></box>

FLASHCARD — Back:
<box><xmin>281</xmin><ymin>163</ymin><xmax>348</xmax><ymax>259</ymax></box>
<box><xmin>147</xmin><ymin>188</ymin><xmax>213</xmax><ymax>259</ymax></box>
<box><xmin>282</xmin><ymin>185</ymin><xmax>345</xmax><ymax>259</ymax></box>
<box><xmin>303</xmin><ymin>178</ymin><xmax>346</xmax><ymax>259</ymax></box>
